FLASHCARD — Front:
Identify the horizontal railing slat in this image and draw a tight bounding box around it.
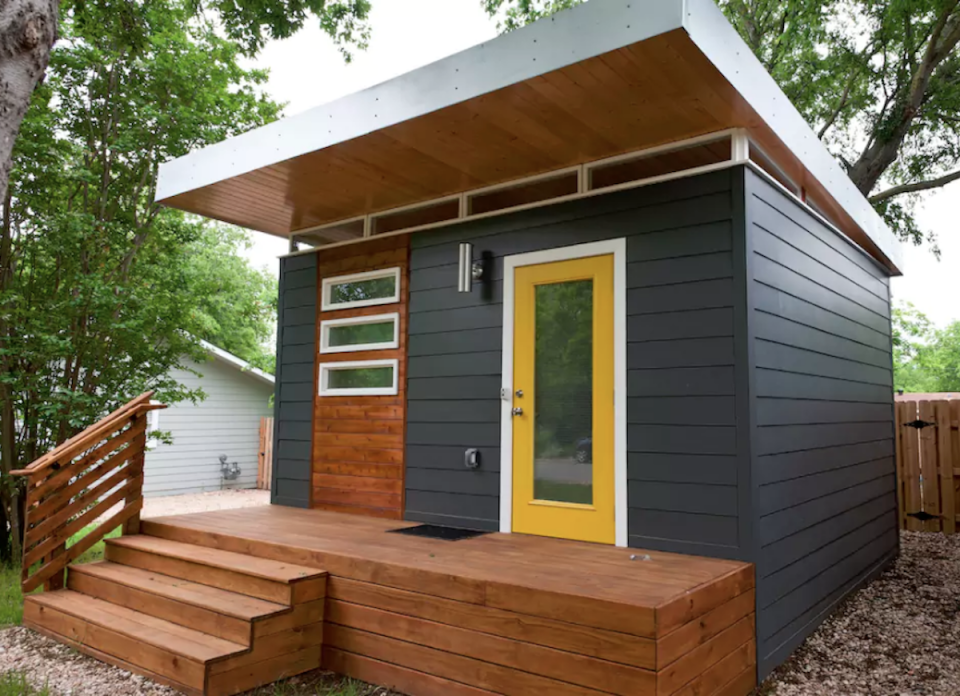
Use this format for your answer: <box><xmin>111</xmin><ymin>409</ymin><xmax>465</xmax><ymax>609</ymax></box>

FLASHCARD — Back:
<box><xmin>25</xmin><ymin>462</ymin><xmax>138</xmax><ymax>553</ymax></box>
<box><xmin>14</xmin><ymin>392</ymin><xmax>161</xmax><ymax>593</ymax></box>
<box><xmin>27</xmin><ymin>430</ymin><xmax>142</xmax><ymax>531</ymax></box>
<box><xmin>22</xmin><ymin>498</ymin><xmax>143</xmax><ymax>594</ymax></box>
<box><xmin>11</xmin><ymin>392</ymin><xmax>154</xmax><ymax>476</ymax></box>
<box><xmin>27</xmin><ymin>418</ymin><xmax>146</xmax><ymax>505</ymax></box>
<box><xmin>24</xmin><ymin>475</ymin><xmax>142</xmax><ymax>570</ymax></box>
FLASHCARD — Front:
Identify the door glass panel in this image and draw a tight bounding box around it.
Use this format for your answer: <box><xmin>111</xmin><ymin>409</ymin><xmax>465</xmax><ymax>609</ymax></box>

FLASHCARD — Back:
<box><xmin>533</xmin><ymin>279</ymin><xmax>593</xmax><ymax>504</ymax></box>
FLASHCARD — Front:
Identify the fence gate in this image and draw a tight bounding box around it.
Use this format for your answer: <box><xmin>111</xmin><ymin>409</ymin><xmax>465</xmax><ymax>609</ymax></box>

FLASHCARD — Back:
<box><xmin>896</xmin><ymin>399</ymin><xmax>960</xmax><ymax>533</ymax></box>
<box><xmin>257</xmin><ymin>416</ymin><xmax>274</xmax><ymax>491</ymax></box>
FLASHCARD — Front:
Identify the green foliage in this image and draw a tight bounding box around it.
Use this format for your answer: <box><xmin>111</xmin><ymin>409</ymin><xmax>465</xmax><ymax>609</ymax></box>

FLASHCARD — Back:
<box><xmin>893</xmin><ymin>303</ymin><xmax>937</xmax><ymax>392</ymax></box>
<box><xmin>0</xmin><ymin>563</ymin><xmax>24</xmax><ymax>627</ymax></box>
<box><xmin>482</xmin><ymin>0</ymin><xmax>580</xmax><ymax>31</ymax></box>
<box><xmin>893</xmin><ymin>303</ymin><xmax>960</xmax><ymax>394</ymax></box>
<box><xmin>0</xmin><ymin>672</ymin><xmax>50</xmax><ymax>696</ymax></box>
<box><xmin>480</xmin><ymin>0</ymin><xmax>960</xmax><ymax>246</ymax></box>
<box><xmin>0</xmin><ymin>0</ymin><xmax>282</xmax><ymax>481</ymax></box>
<box><xmin>184</xmin><ymin>226</ymin><xmax>277</xmax><ymax>373</ymax></box>
<box><xmin>200</xmin><ymin>0</ymin><xmax>371</xmax><ymax>57</ymax></box>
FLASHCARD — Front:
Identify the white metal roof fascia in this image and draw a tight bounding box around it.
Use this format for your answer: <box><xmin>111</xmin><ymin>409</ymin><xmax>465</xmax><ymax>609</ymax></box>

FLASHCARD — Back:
<box><xmin>682</xmin><ymin>0</ymin><xmax>902</xmax><ymax>273</ymax></box>
<box><xmin>157</xmin><ymin>0</ymin><xmax>901</xmax><ymax>273</ymax></box>
<box><xmin>199</xmin><ymin>338</ymin><xmax>276</xmax><ymax>387</ymax></box>
<box><xmin>154</xmin><ymin>0</ymin><xmax>686</xmax><ymax>202</ymax></box>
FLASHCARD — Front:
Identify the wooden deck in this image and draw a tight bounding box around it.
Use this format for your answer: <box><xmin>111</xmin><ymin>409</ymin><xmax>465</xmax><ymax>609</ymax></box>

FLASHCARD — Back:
<box><xmin>26</xmin><ymin>505</ymin><xmax>756</xmax><ymax>696</ymax></box>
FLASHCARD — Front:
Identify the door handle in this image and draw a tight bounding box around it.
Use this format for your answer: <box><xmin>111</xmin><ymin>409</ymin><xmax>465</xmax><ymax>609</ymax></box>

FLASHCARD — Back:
<box><xmin>512</xmin><ymin>407</ymin><xmax>524</xmax><ymax>416</ymax></box>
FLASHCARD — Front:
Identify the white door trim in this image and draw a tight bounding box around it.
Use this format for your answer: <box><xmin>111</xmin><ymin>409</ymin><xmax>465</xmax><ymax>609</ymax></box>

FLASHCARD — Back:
<box><xmin>499</xmin><ymin>238</ymin><xmax>628</xmax><ymax>547</ymax></box>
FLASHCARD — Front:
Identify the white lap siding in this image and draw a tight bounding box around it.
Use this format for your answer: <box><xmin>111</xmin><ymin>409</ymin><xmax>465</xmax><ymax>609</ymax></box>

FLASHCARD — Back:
<box><xmin>143</xmin><ymin>356</ymin><xmax>274</xmax><ymax>497</ymax></box>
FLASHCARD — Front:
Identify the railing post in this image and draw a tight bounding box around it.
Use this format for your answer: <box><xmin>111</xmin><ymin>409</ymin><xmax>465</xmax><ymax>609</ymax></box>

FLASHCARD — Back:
<box><xmin>122</xmin><ymin>412</ymin><xmax>147</xmax><ymax>536</ymax></box>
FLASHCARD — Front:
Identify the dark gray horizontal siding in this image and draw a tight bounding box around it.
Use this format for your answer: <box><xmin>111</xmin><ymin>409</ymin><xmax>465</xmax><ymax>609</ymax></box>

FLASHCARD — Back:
<box><xmin>629</xmin><ymin>308</ymin><xmax>734</xmax><ymax>341</ymax></box>
<box><xmin>406</xmin><ymin>169</ymin><xmax>745</xmax><ymax>551</ymax></box>
<box><xmin>755</xmin><ymin>341</ymin><xmax>892</xmax><ymax>387</ymax></box>
<box><xmin>271</xmin><ymin>254</ymin><xmax>316</xmax><ymax>509</ymax></box>
<box><xmin>746</xmin><ymin>169</ymin><xmax>897</xmax><ymax>679</ymax></box>
<box><xmin>629</xmin><ymin>453</ymin><xmax>738</xmax><ymax>485</ymax></box>
<box><xmin>629</xmin><ymin>396</ymin><xmax>735</xmax><ymax>426</ymax></box>
<box><xmin>628</xmin><ymin>509</ymin><xmax>739</xmax><ymax>548</ymax></box>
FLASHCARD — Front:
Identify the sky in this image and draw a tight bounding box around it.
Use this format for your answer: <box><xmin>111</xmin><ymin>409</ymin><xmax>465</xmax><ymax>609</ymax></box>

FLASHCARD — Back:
<box><xmin>240</xmin><ymin>0</ymin><xmax>960</xmax><ymax>328</ymax></box>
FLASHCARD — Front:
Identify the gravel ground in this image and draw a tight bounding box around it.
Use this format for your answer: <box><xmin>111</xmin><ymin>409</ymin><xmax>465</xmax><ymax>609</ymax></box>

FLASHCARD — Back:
<box><xmin>2</xmin><ymin>528</ymin><xmax>959</xmax><ymax>695</ymax></box>
<box><xmin>760</xmin><ymin>531</ymin><xmax>960</xmax><ymax>695</ymax></box>
<box><xmin>141</xmin><ymin>489</ymin><xmax>269</xmax><ymax>519</ymax></box>
<box><xmin>0</xmin><ymin>629</ymin><xmax>386</xmax><ymax>695</ymax></box>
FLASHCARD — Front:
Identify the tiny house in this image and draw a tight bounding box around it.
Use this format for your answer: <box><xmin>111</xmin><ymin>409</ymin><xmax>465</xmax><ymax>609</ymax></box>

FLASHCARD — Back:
<box><xmin>19</xmin><ymin>1</ymin><xmax>901</xmax><ymax>694</ymax></box>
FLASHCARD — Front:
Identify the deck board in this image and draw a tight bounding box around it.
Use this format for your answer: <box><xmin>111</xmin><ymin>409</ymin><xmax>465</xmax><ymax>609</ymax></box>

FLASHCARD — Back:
<box><xmin>143</xmin><ymin>505</ymin><xmax>756</xmax><ymax>695</ymax></box>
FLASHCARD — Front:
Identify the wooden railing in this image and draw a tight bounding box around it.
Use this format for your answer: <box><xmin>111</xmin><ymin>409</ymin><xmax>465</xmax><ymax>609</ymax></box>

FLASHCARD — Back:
<box><xmin>11</xmin><ymin>392</ymin><xmax>166</xmax><ymax>593</ymax></box>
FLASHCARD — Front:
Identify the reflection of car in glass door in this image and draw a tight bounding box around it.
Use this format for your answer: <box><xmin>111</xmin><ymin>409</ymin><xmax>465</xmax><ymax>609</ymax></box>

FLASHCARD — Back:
<box><xmin>575</xmin><ymin>437</ymin><xmax>592</xmax><ymax>464</ymax></box>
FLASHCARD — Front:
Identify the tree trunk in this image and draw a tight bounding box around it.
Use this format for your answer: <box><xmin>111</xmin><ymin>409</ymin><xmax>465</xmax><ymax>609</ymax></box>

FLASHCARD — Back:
<box><xmin>0</xmin><ymin>0</ymin><xmax>56</xmax><ymax>565</ymax></box>
<box><xmin>0</xmin><ymin>0</ymin><xmax>59</xmax><ymax>206</ymax></box>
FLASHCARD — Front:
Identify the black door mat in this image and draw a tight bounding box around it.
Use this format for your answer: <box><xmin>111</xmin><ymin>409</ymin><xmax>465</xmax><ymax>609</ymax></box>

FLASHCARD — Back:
<box><xmin>388</xmin><ymin>524</ymin><xmax>490</xmax><ymax>541</ymax></box>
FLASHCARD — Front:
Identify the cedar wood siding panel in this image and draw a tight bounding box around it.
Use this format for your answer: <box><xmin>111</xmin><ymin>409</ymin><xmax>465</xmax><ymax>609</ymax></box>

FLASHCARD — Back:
<box><xmin>271</xmin><ymin>253</ymin><xmax>317</xmax><ymax>508</ymax></box>
<box><xmin>744</xmin><ymin>169</ymin><xmax>898</xmax><ymax>680</ymax></box>
<box><xmin>406</xmin><ymin>169</ymin><xmax>751</xmax><ymax>556</ymax></box>
<box><xmin>311</xmin><ymin>236</ymin><xmax>409</xmax><ymax>520</ymax></box>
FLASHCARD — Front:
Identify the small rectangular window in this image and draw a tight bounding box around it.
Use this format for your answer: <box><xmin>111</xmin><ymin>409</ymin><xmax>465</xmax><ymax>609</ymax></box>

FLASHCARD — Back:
<box><xmin>371</xmin><ymin>198</ymin><xmax>460</xmax><ymax>236</ymax></box>
<box><xmin>319</xmin><ymin>360</ymin><xmax>399</xmax><ymax>396</ymax></box>
<box><xmin>146</xmin><ymin>401</ymin><xmax>161</xmax><ymax>450</ymax></box>
<box><xmin>293</xmin><ymin>218</ymin><xmax>365</xmax><ymax>248</ymax></box>
<box><xmin>321</xmin><ymin>268</ymin><xmax>400</xmax><ymax>311</ymax></box>
<box><xmin>749</xmin><ymin>145</ymin><xmax>801</xmax><ymax>196</ymax></box>
<box><xmin>588</xmin><ymin>136</ymin><xmax>732</xmax><ymax>191</ymax></box>
<box><xmin>320</xmin><ymin>313</ymin><xmax>399</xmax><ymax>353</ymax></box>
<box><xmin>467</xmin><ymin>169</ymin><xmax>579</xmax><ymax>216</ymax></box>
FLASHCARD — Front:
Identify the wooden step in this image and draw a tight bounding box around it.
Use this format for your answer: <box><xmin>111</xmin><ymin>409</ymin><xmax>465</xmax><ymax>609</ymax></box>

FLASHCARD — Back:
<box><xmin>24</xmin><ymin>590</ymin><xmax>248</xmax><ymax>694</ymax></box>
<box><xmin>68</xmin><ymin>561</ymin><xmax>289</xmax><ymax>646</ymax></box>
<box><xmin>105</xmin><ymin>535</ymin><xmax>326</xmax><ymax>605</ymax></box>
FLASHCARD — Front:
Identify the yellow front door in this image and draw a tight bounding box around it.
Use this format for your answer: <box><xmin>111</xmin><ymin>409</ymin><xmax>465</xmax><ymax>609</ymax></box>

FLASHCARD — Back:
<box><xmin>511</xmin><ymin>254</ymin><xmax>615</xmax><ymax>545</ymax></box>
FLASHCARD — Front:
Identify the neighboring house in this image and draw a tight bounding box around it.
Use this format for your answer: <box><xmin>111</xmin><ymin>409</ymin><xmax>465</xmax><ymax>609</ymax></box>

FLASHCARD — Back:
<box><xmin>143</xmin><ymin>340</ymin><xmax>274</xmax><ymax>497</ymax></box>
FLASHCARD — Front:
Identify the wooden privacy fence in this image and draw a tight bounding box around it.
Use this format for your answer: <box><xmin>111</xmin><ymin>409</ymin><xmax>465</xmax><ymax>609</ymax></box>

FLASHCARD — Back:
<box><xmin>896</xmin><ymin>398</ymin><xmax>960</xmax><ymax>534</ymax></box>
<box><xmin>10</xmin><ymin>392</ymin><xmax>166</xmax><ymax>592</ymax></box>
<box><xmin>257</xmin><ymin>416</ymin><xmax>274</xmax><ymax>490</ymax></box>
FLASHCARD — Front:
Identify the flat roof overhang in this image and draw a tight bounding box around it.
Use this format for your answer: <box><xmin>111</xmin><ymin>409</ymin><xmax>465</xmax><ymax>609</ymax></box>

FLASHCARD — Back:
<box><xmin>156</xmin><ymin>0</ymin><xmax>903</xmax><ymax>274</ymax></box>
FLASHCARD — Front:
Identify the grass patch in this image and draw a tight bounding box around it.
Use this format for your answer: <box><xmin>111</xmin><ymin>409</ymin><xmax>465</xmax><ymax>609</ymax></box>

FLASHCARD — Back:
<box><xmin>0</xmin><ymin>524</ymin><xmax>122</xmax><ymax>628</ymax></box>
<box><xmin>0</xmin><ymin>671</ymin><xmax>51</xmax><ymax>696</ymax></box>
<box><xmin>0</xmin><ymin>563</ymin><xmax>24</xmax><ymax>627</ymax></box>
<box><xmin>69</xmin><ymin>524</ymin><xmax>122</xmax><ymax>565</ymax></box>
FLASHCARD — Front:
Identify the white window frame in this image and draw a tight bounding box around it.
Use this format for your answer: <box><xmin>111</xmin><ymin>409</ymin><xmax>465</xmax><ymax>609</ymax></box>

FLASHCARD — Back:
<box><xmin>146</xmin><ymin>400</ymin><xmax>161</xmax><ymax>450</ymax></box>
<box><xmin>321</xmin><ymin>267</ymin><xmax>401</xmax><ymax>311</ymax></box>
<box><xmin>318</xmin><ymin>359</ymin><xmax>399</xmax><ymax>397</ymax></box>
<box><xmin>320</xmin><ymin>312</ymin><xmax>400</xmax><ymax>354</ymax></box>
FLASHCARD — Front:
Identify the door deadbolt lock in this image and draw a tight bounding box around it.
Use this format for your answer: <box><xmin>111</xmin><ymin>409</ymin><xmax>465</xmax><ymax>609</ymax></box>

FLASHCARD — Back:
<box><xmin>515</xmin><ymin>389</ymin><xmax>524</xmax><ymax>398</ymax></box>
<box><xmin>512</xmin><ymin>407</ymin><xmax>524</xmax><ymax>416</ymax></box>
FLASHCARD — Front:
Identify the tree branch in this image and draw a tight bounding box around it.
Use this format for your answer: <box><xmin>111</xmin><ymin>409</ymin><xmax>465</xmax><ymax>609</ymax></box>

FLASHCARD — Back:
<box><xmin>818</xmin><ymin>67</ymin><xmax>860</xmax><ymax>140</ymax></box>
<box><xmin>870</xmin><ymin>168</ymin><xmax>960</xmax><ymax>203</ymax></box>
